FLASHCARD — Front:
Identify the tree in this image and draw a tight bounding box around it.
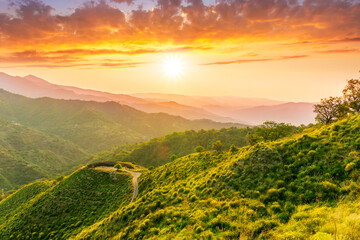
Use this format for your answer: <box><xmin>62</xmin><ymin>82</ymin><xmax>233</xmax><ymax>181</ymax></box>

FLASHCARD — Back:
<box><xmin>114</xmin><ymin>163</ymin><xmax>122</xmax><ymax>170</ymax></box>
<box><xmin>245</xmin><ymin>121</ymin><xmax>296</xmax><ymax>145</ymax></box>
<box><xmin>314</xmin><ymin>96</ymin><xmax>348</xmax><ymax>124</ymax></box>
<box><xmin>195</xmin><ymin>146</ymin><xmax>204</xmax><ymax>153</ymax></box>
<box><xmin>245</xmin><ymin>132</ymin><xmax>261</xmax><ymax>146</ymax></box>
<box><xmin>170</xmin><ymin>154</ymin><xmax>178</xmax><ymax>161</ymax></box>
<box><xmin>56</xmin><ymin>175</ymin><xmax>64</xmax><ymax>182</ymax></box>
<box><xmin>229</xmin><ymin>144</ymin><xmax>238</xmax><ymax>153</ymax></box>
<box><xmin>343</xmin><ymin>79</ymin><xmax>360</xmax><ymax>112</ymax></box>
<box><xmin>212</xmin><ymin>140</ymin><xmax>223</xmax><ymax>152</ymax></box>
<box><xmin>255</xmin><ymin>121</ymin><xmax>296</xmax><ymax>142</ymax></box>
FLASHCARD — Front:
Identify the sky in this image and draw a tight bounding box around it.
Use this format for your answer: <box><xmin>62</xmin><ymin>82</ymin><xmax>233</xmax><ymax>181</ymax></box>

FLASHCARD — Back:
<box><xmin>0</xmin><ymin>0</ymin><xmax>359</xmax><ymax>102</ymax></box>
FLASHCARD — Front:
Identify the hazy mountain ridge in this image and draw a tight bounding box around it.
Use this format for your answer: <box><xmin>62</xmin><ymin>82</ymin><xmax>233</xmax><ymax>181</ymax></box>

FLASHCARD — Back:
<box><xmin>230</xmin><ymin>102</ymin><xmax>316</xmax><ymax>125</ymax></box>
<box><xmin>0</xmin><ymin>72</ymin><xmax>316</xmax><ymax>125</ymax></box>
<box><xmin>0</xmin><ymin>73</ymin><xmax>230</xmax><ymax>122</ymax></box>
<box><xmin>0</xmin><ymin>89</ymin><xmax>245</xmax><ymax>154</ymax></box>
<box><xmin>0</xmin><ymin>88</ymin><xmax>246</xmax><ymax>191</ymax></box>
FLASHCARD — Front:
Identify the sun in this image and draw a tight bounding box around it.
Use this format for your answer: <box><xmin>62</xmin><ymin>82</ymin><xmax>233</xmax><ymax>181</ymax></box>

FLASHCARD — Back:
<box><xmin>162</xmin><ymin>56</ymin><xmax>184</xmax><ymax>79</ymax></box>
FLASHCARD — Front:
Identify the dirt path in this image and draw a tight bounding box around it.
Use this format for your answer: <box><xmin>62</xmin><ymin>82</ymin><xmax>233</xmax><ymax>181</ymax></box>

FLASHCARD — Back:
<box><xmin>94</xmin><ymin>166</ymin><xmax>141</xmax><ymax>203</ymax></box>
<box><xmin>121</xmin><ymin>169</ymin><xmax>141</xmax><ymax>203</ymax></box>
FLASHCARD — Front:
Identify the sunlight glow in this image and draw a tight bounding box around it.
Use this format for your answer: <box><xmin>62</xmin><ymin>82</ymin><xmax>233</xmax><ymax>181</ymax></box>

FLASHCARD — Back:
<box><xmin>162</xmin><ymin>56</ymin><xmax>184</xmax><ymax>79</ymax></box>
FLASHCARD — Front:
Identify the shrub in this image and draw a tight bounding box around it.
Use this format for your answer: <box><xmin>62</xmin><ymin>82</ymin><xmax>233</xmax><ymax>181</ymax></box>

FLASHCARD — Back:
<box><xmin>114</xmin><ymin>163</ymin><xmax>122</xmax><ymax>170</ymax></box>
<box><xmin>345</xmin><ymin>162</ymin><xmax>356</xmax><ymax>172</ymax></box>
<box><xmin>194</xmin><ymin>224</ymin><xmax>204</xmax><ymax>233</ymax></box>
<box><xmin>195</xmin><ymin>146</ymin><xmax>204</xmax><ymax>153</ymax></box>
<box><xmin>209</xmin><ymin>215</ymin><xmax>231</xmax><ymax>231</ymax></box>
<box><xmin>189</xmin><ymin>194</ymin><xmax>198</xmax><ymax>202</ymax></box>
<box><xmin>212</xmin><ymin>141</ymin><xmax>223</xmax><ymax>153</ymax></box>
<box><xmin>56</xmin><ymin>176</ymin><xmax>64</xmax><ymax>182</ymax></box>
<box><xmin>270</xmin><ymin>202</ymin><xmax>282</xmax><ymax>214</ymax></box>
<box><xmin>252</xmin><ymin>219</ymin><xmax>278</xmax><ymax>236</ymax></box>
<box><xmin>170</xmin><ymin>154</ymin><xmax>178</xmax><ymax>161</ymax></box>
<box><xmin>229</xmin><ymin>144</ymin><xmax>238</xmax><ymax>153</ymax></box>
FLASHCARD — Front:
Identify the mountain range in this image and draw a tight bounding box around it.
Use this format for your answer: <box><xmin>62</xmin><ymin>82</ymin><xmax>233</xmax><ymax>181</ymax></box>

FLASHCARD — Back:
<box><xmin>0</xmin><ymin>88</ymin><xmax>245</xmax><ymax>191</ymax></box>
<box><xmin>0</xmin><ymin>72</ymin><xmax>316</xmax><ymax>125</ymax></box>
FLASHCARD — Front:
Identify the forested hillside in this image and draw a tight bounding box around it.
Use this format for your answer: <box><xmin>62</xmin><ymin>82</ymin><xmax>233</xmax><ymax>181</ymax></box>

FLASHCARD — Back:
<box><xmin>1</xmin><ymin>113</ymin><xmax>359</xmax><ymax>239</ymax></box>
<box><xmin>0</xmin><ymin>118</ymin><xmax>86</xmax><ymax>191</ymax></box>
<box><xmin>74</xmin><ymin>114</ymin><xmax>360</xmax><ymax>239</ymax></box>
<box><xmin>0</xmin><ymin>89</ymin><xmax>246</xmax><ymax>153</ymax></box>
<box><xmin>0</xmin><ymin>168</ymin><xmax>133</xmax><ymax>239</ymax></box>
<box><xmin>87</xmin><ymin>127</ymin><xmax>252</xmax><ymax>168</ymax></box>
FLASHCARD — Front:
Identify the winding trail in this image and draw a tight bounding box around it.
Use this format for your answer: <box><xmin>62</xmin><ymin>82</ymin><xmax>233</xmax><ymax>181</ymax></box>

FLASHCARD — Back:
<box><xmin>94</xmin><ymin>166</ymin><xmax>141</xmax><ymax>203</ymax></box>
<box><xmin>121</xmin><ymin>169</ymin><xmax>142</xmax><ymax>203</ymax></box>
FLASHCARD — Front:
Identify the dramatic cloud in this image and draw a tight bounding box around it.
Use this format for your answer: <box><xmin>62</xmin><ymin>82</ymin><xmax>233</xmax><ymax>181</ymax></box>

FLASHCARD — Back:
<box><xmin>0</xmin><ymin>48</ymin><xmax>144</xmax><ymax>68</ymax></box>
<box><xmin>110</xmin><ymin>0</ymin><xmax>134</xmax><ymax>5</ymax></box>
<box><xmin>1</xmin><ymin>0</ymin><xmax>359</xmax><ymax>45</ymax></box>
<box><xmin>0</xmin><ymin>0</ymin><xmax>359</xmax><ymax>66</ymax></box>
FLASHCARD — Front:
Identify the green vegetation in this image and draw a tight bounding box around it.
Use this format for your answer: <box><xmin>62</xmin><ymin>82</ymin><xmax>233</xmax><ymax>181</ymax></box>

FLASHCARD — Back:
<box><xmin>0</xmin><ymin>117</ymin><xmax>86</xmax><ymax>191</ymax></box>
<box><xmin>68</xmin><ymin>113</ymin><xmax>360</xmax><ymax>239</ymax></box>
<box><xmin>245</xmin><ymin>121</ymin><xmax>301</xmax><ymax>145</ymax></box>
<box><xmin>86</xmin><ymin>127</ymin><xmax>251</xmax><ymax>167</ymax></box>
<box><xmin>0</xmin><ymin>180</ymin><xmax>52</xmax><ymax>224</ymax></box>
<box><xmin>0</xmin><ymin>168</ymin><xmax>132</xmax><ymax>239</ymax></box>
<box><xmin>1</xmin><ymin>113</ymin><xmax>360</xmax><ymax>239</ymax></box>
<box><xmin>0</xmin><ymin>89</ymin><xmax>246</xmax><ymax>154</ymax></box>
<box><xmin>2</xmin><ymin>80</ymin><xmax>360</xmax><ymax>239</ymax></box>
<box><xmin>212</xmin><ymin>140</ymin><xmax>223</xmax><ymax>152</ymax></box>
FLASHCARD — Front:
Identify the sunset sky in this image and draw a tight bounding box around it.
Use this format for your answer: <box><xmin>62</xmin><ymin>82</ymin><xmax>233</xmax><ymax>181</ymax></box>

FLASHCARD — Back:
<box><xmin>0</xmin><ymin>0</ymin><xmax>359</xmax><ymax>101</ymax></box>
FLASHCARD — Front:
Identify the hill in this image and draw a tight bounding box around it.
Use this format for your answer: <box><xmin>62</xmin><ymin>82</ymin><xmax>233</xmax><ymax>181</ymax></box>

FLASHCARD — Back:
<box><xmin>234</xmin><ymin>102</ymin><xmax>315</xmax><ymax>125</ymax></box>
<box><xmin>0</xmin><ymin>167</ymin><xmax>133</xmax><ymax>239</ymax></box>
<box><xmin>75</xmin><ymin>114</ymin><xmax>360</xmax><ymax>239</ymax></box>
<box><xmin>0</xmin><ymin>73</ymin><xmax>230</xmax><ymax>122</ymax></box>
<box><xmin>2</xmin><ymin>114</ymin><xmax>360</xmax><ymax>239</ymax></box>
<box><xmin>87</xmin><ymin>127</ymin><xmax>251</xmax><ymax>168</ymax></box>
<box><xmin>0</xmin><ymin>73</ymin><xmax>316</xmax><ymax>125</ymax></box>
<box><xmin>0</xmin><ymin>89</ymin><xmax>246</xmax><ymax>153</ymax></box>
<box><xmin>133</xmin><ymin>93</ymin><xmax>316</xmax><ymax>125</ymax></box>
<box><xmin>0</xmin><ymin>118</ymin><xmax>86</xmax><ymax>191</ymax></box>
<box><xmin>132</xmin><ymin>92</ymin><xmax>285</xmax><ymax>109</ymax></box>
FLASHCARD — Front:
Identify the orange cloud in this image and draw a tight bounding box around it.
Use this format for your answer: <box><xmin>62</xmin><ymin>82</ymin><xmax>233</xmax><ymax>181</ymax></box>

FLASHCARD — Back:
<box><xmin>0</xmin><ymin>0</ymin><xmax>359</xmax><ymax>66</ymax></box>
<box><xmin>201</xmin><ymin>55</ymin><xmax>309</xmax><ymax>65</ymax></box>
<box><xmin>0</xmin><ymin>49</ymin><xmax>144</xmax><ymax>68</ymax></box>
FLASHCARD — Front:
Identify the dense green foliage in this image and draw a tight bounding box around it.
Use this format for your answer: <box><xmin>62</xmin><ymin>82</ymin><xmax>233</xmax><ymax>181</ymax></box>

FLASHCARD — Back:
<box><xmin>0</xmin><ymin>168</ymin><xmax>133</xmax><ymax>239</ymax></box>
<box><xmin>87</xmin><ymin>127</ymin><xmax>250</xmax><ymax>167</ymax></box>
<box><xmin>245</xmin><ymin>121</ymin><xmax>301</xmax><ymax>145</ymax></box>
<box><xmin>0</xmin><ymin>180</ymin><xmax>52</xmax><ymax>224</ymax></box>
<box><xmin>0</xmin><ymin>89</ymin><xmax>246</xmax><ymax>153</ymax></box>
<box><xmin>0</xmin><ymin>117</ymin><xmax>86</xmax><ymax>191</ymax></box>
<box><xmin>72</xmin><ymin>114</ymin><xmax>360</xmax><ymax>239</ymax></box>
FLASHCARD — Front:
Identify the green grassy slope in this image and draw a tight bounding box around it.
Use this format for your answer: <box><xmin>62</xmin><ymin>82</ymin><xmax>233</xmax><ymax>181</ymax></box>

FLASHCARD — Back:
<box><xmin>0</xmin><ymin>168</ymin><xmax>133</xmax><ymax>239</ymax></box>
<box><xmin>87</xmin><ymin>127</ymin><xmax>251</xmax><ymax>168</ymax></box>
<box><xmin>73</xmin><ymin>114</ymin><xmax>360</xmax><ymax>239</ymax></box>
<box><xmin>0</xmin><ymin>118</ymin><xmax>87</xmax><ymax>191</ymax></box>
<box><xmin>0</xmin><ymin>180</ymin><xmax>52</xmax><ymax>225</ymax></box>
<box><xmin>0</xmin><ymin>89</ymin><xmax>246</xmax><ymax>153</ymax></box>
